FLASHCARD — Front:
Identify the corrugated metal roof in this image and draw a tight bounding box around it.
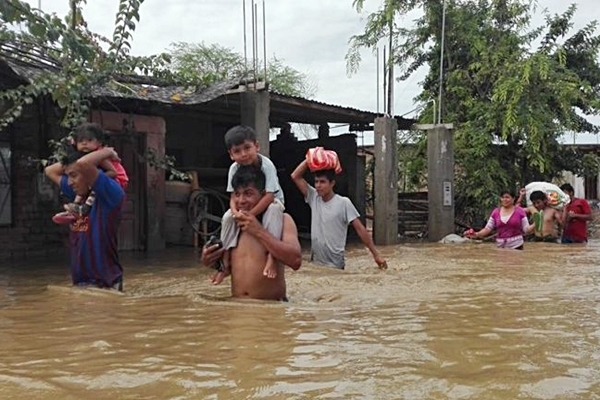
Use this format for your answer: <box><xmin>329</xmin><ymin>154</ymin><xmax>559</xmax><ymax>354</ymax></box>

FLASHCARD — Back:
<box><xmin>271</xmin><ymin>91</ymin><xmax>381</xmax><ymax>118</ymax></box>
<box><xmin>1</xmin><ymin>58</ymin><xmax>242</xmax><ymax>106</ymax></box>
<box><xmin>0</xmin><ymin>47</ymin><xmax>415</xmax><ymax>128</ymax></box>
<box><xmin>269</xmin><ymin>91</ymin><xmax>415</xmax><ymax>128</ymax></box>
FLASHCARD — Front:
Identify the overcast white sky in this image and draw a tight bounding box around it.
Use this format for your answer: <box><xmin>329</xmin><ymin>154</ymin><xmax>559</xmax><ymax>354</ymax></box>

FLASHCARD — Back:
<box><xmin>27</xmin><ymin>0</ymin><xmax>600</xmax><ymax>141</ymax></box>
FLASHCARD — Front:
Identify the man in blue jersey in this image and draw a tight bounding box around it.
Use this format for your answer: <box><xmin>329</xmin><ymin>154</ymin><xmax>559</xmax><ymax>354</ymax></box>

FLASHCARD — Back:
<box><xmin>45</xmin><ymin>145</ymin><xmax>125</xmax><ymax>291</ymax></box>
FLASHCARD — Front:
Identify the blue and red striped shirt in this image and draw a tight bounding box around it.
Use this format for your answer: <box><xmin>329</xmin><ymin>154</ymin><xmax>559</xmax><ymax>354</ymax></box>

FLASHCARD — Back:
<box><xmin>60</xmin><ymin>172</ymin><xmax>125</xmax><ymax>288</ymax></box>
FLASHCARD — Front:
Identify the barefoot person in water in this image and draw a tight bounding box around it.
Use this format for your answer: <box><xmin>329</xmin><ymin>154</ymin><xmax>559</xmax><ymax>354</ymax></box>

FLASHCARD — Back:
<box><xmin>200</xmin><ymin>165</ymin><xmax>301</xmax><ymax>301</ymax></box>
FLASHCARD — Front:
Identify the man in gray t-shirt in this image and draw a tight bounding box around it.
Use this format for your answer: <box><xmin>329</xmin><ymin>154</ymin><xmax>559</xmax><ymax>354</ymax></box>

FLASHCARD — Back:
<box><xmin>291</xmin><ymin>159</ymin><xmax>387</xmax><ymax>270</ymax></box>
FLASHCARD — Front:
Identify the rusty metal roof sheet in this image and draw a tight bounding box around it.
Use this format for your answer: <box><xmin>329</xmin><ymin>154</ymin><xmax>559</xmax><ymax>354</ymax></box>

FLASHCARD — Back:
<box><xmin>268</xmin><ymin>91</ymin><xmax>414</xmax><ymax>128</ymax></box>
<box><xmin>0</xmin><ymin>57</ymin><xmax>242</xmax><ymax>106</ymax></box>
<box><xmin>1</xmin><ymin>52</ymin><xmax>415</xmax><ymax>128</ymax></box>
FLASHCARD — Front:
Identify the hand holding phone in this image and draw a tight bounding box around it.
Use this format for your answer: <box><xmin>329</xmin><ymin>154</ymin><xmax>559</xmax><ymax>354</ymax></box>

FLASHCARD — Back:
<box><xmin>203</xmin><ymin>235</ymin><xmax>225</xmax><ymax>272</ymax></box>
<box><xmin>204</xmin><ymin>235</ymin><xmax>223</xmax><ymax>249</ymax></box>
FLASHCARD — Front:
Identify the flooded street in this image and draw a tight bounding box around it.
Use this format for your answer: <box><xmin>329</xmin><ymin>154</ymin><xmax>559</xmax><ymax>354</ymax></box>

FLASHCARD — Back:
<box><xmin>1</xmin><ymin>241</ymin><xmax>600</xmax><ymax>399</ymax></box>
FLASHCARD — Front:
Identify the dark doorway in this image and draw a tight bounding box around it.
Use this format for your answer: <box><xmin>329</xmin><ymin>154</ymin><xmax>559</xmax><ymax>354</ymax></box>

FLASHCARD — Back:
<box><xmin>107</xmin><ymin>131</ymin><xmax>147</xmax><ymax>251</ymax></box>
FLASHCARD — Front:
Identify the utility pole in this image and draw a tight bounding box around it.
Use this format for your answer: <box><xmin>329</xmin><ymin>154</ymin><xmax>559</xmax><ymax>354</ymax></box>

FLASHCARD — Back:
<box><xmin>437</xmin><ymin>0</ymin><xmax>447</xmax><ymax>124</ymax></box>
<box><xmin>70</xmin><ymin>0</ymin><xmax>77</xmax><ymax>30</ymax></box>
<box><xmin>386</xmin><ymin>19</ymin><xmax>394</xmax><ymax>116</ymax></box>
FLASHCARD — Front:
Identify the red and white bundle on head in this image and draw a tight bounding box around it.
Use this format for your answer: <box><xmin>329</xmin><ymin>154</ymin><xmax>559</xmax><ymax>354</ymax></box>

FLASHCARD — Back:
<box><xmin>306</xmin><ymin>147</ymin><xmax>342</xmax><ymax>174</ymax></box>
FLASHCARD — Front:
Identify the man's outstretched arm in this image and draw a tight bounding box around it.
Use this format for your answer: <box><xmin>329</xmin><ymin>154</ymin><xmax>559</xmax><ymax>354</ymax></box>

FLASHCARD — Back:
<box><xmin>351</xmin><ymin>218</ymin><xmax>387</xmax><ymax>269</ymax></box>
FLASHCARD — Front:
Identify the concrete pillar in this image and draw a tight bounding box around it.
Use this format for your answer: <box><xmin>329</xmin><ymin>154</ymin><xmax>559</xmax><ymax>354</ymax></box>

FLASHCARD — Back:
<box><xmin>373</xmin><ymin>116</ymin><xmax>398</xmax><ymax>245</ymax></box>
<box><xmin>240</xmin><ymin>90</ymin><xmax>270</xmax><ymax>156</ymax></box>
<box><xmin>418</xmin><ymin>123</ymin><xmax>454</xmax><ymax>242</ymax></box>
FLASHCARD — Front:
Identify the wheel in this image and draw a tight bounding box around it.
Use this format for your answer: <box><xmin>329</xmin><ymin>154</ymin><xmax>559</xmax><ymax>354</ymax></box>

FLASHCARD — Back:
<box><xmin>187</xmin><ymin>188</ymin><xmax>227</xmax><ymax>240</ymax></box>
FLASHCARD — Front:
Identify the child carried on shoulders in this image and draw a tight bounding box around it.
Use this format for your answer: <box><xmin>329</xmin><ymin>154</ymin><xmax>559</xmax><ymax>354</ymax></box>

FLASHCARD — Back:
<box><xmin>52</xmin><ymin>123</ymin><xmax>129</xmax><ymax>224</ymax></box>
<box><xmin>218</xmin><ymin>125</ymin><xmax>285</xmax><ymax>279</ymax></box>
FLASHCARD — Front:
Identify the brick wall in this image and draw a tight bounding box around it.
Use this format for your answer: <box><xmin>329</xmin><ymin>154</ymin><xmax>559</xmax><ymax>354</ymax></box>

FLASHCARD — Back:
<box><xmin>0</xmin><ymin>101</ymin><xmax>68</xmax><ymax>261</ymax></box>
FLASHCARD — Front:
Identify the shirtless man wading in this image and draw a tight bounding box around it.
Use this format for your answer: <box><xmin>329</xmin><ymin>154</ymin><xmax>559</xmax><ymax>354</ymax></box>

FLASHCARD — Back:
<box><xmin>527</xmin><ymin>190</ymin><xmax>562</xmax><ymax>242</ymax></box>
<box><xmin>200</xmin><ymin>165</ymin><xmax>301</xmax><ymax>301</ymax></box>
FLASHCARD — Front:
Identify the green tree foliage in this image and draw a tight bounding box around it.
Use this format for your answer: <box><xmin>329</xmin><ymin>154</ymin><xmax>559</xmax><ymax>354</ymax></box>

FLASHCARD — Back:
<box><xmin>349</xmin><ymin>0</ymin><xmax>600</xmax><ymax>224</ymax></box>
<box><xmin>0</xmin><ymin>0</ymin><xmax>173</xmax><ymax>130</ymax></box>
<box><xmin>1</xmin><ymin>2</ymin><xmax>314</xmax><ymax>132</ymax></box>
<box><xmin>167</xmin><ymin>42</ymin><xmax>316</xmax><ymax>98</ymax></box>
<box><xmin>0</xmin><ymin>0</ymin><xmax>191</xmax><ymax>179</ymax></box>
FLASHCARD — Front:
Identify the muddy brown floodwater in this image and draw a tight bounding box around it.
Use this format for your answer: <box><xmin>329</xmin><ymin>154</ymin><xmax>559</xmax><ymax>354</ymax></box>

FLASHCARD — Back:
<box><xmin>1</xmin><ymin>241</ymin><xmax>600</xmax><ymax>399</ymax></box>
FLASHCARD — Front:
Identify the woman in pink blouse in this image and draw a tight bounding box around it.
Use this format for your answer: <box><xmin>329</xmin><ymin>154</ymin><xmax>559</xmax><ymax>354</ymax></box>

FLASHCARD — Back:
<box><xmin>465</xmin><ymin>190</ymin><xmax>533</xmax><ymax>250</ymax></box>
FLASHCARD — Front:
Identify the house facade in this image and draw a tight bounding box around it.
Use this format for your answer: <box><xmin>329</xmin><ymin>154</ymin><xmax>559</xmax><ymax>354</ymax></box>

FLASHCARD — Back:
<box><xmin>0</xmin><ymin>57</ymin><xmax>413</xmax><ymax>259</ymax></box>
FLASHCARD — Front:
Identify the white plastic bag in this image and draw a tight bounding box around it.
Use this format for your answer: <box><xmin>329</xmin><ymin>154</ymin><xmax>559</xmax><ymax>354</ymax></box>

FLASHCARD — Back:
<box><xmin>525</xmin><ymin>182</ymin><xmax>570</xmax><ymax>209</ymax></box>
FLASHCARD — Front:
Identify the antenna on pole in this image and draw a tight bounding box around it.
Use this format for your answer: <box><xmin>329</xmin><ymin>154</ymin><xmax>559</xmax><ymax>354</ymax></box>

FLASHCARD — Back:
<box><xmin>250</xmin><ymin>1</ymin><xmax>256</xmax><ymax>89</ymax></box>
<box><xmin>254</xmin><ymin>2</ymin><xmax>259</xmax><ymax>89</ymax></box>
<box><xmin>262</xmin><ymin>0</ymin><xmax>267</xmax><ymax>86</ymax></box>
<box><xmin>437</xmin><ymin>0</ymin><xmax>447</xmax><ymax>124</ymax></box>
<box><xmin>243</xmin><ymin>0</ymin><xmax>248</xmax><ymax>82</ymax></box>
<box><xmin>387</xmin><ymin>19</ymin><xmax>394</xmax><ymax>116</ymax></box>
<box><xmin>382</xmin><ymin>45</ymin><xmax>387</xmax><ymax>115</ymax></box>
<box><xmin>376</xmin><ymin>47</ymin><xmax>380</xmax><ymax>115</ymax></box>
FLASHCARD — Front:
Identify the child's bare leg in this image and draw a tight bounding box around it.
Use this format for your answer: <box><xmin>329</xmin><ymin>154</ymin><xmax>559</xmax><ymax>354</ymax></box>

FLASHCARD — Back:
<box><xmin>261</xmin><ymin>202</ymin><xmax>283</xmax><ymax>279</ymax></box>
<box><xmin>263</xmin><ymin>253</ymin><xmax>277</xmax><ymax>279</ymax></box>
